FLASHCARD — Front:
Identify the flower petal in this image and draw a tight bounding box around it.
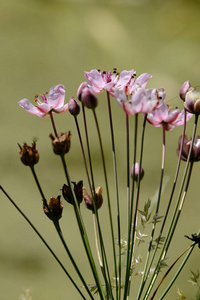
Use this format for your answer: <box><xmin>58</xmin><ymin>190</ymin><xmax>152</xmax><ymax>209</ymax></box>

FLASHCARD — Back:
<box><xmin>48</xmin><ymin>84</ymin><xmax>65</xmax><ymax>109</ymax></box>
<box><xmin>18</xmin><ymin>99</ymin><xmax>44</xmax><ymax>118</ymax></box>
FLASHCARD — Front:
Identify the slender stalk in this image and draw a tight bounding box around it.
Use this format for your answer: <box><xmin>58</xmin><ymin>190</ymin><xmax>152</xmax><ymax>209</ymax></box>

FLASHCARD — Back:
<box><xmin>0</xmin><ymin>186</ymin><xmax>87</xmax><ymax>300</ymax></box>
<box><xmin>136</xmin><ymin>126</ymin><xmax>166</xmax><ymax>300</ymax></box>
<box><xmin>92</xmin><ymin>109</ymin><xmax>118</xmax><ymax>295</ymax></box>
<box><xmin>60</xmin><ymin>154</ymin><xmax>107</xmax><ymax>300</ymax></box>
<box><xmin>74</xmin><ymin>116</ymin><xmax>92</xmax><ymax>192</ymax></box>
<box><xmin>150</xmin><ymin>245</ymin><xmax>191</xmax><ymax>300</ymax></box>
<box><xmin>81</xmin><ymin>105</ymin><xmax>113</xmax><ymax>299</ymax></box>
<box><xmin>49</xmin><ymin>111</ymin><xmax>58</xmax><ymax>137</ymax></box>
<box><xmin>140</xmin><ymin>110</ymin><xmax>187</xmax><ymax>295</ymax></box>
<box><xmin>143</xmin><ymin>114</ymin><xmax>199</xmax><ymax>299</ymax></box>
<box><xmin>30</xmin><ymin>165</ymin><xmax>95</xmax><ymax>300</ymax></box>
<box><xmin>107</xmin><ymin>91</ymin><xmax>120</xmax><ymax>299</ymax></box>
<box><xmin>123</xmin><ymin>114</ymin><xmax>146</xmax><ymax>300</ymax></box>
<box><xmin>50</xmin><ymin>109</ymin><xmax>106</xmax><ymax>298</ymax></box>
<box><xmin>159</xmin><ymin>228</ymin><xmax>200</xmax><ymax>300</ymax></box>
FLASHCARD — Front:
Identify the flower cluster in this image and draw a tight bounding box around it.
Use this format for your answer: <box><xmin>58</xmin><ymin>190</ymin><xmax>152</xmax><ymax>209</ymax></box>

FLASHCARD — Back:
<box><xmin>10</xmin><ymin>68</ymin><xmax>200</xmax><ymax>300</ymax></box>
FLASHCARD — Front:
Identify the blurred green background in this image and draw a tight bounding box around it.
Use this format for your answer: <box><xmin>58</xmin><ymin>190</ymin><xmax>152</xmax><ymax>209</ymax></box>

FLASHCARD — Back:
<box><xmin>1</xmin><ymin>0</ymin><xmax>200</xmax><ymax>299</ymax></box>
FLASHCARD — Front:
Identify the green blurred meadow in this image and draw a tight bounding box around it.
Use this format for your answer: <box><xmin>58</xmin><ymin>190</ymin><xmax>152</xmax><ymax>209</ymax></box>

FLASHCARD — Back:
<box><xmin>1</xmin><ymin>0</ymin><xmax>200</xmax><ymax>299</ymax></box>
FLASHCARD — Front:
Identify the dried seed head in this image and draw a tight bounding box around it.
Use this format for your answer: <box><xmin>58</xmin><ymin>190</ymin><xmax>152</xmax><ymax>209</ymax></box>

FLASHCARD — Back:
<box><xmin>83</xmin><ymin>186</ymin><xmax>103</xmax><ymax>212</ymax></box>
<box><xmin>18</xmin><ymin>141</ymin><xmax>39</xmax><ymax>166</ymax></box>
<box><xmin>49</xmin><ymin>132</ymin><xmax>71</xmax><ymax>155</ymax></box>
<box><xmin>43</xmin><ymin>196</ymin><xmax>63</xmax><ymax>220</ymax></box>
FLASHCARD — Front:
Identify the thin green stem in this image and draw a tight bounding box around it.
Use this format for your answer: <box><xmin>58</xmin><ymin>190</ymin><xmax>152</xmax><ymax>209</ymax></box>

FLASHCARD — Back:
<box><xmin>30</xmin><ymin>165</ymin><xmax>95</xmax><ymax>300</ymax></box>
<box><xmin>140</xmin><ymin>110</ymin><xmax>187</xmax><ymax>296</ymax></box>
<box><xmin>81</xmin><ymin>105</ymin><xmax>113</xmax><ymax>299</ymax></box>
<box><xmin>143</xmin><ymin>114</ymin><xmax>199</xmax><ymax>300</ymax></box>
<box><xmin>159</xmin><ymin>228</ymin><xmax>200</xmax><ymax>300</ymax></box>
<box><xmin>137</xmin><ymin>126</ymin><xmax>166</xmax><ymax>300</ymax></box>
<box><xmin>150</xmin><ymin>245</ymin><xmax>191</xmax><ymax>300</ymax></box>
<box><xmin>106</xmin><ymin>91</ymin><xmax>120</xmax><ymax>300</ymax></box>
<box><xmin>49</xmin><ymin>111</ymin><xmax>58</xmax><ymax>137</ymax></box>
<box><xmin>0</xmin><ymin>186</ymin><xmax>87</xmax><ymax>299</ymax></box>
<box><xmin>60</xmin><ymin>154</ymin><xmax>106</xmax><ymax>300</ymax></box>
<box><xmin>123</xmin><ymin>114</ymin><xmax>146</xmax><ymax>300</ymax></box>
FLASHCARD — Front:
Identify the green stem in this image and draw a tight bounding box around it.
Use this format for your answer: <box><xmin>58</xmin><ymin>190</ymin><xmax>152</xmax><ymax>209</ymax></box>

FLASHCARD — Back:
<box><xmin>81</xmin><ymin>104</ymin><xmax>112</xmax><ymax>299</ymax></box>
<box><xmin>143</xmin><ymin>114</ymin><xmax>199</xmax><ymax>300</ymax></box>
<box><xmin>30</xmin><ymin>165</ymin><xmax>95</xmax><ymax>300</ymax></box>
<box><xmin>60</xmin><ymin>154</ymin><xmax>106</xmax><ymax>300</ymax></box>
<box><xmin>0</xmin><ymin>186</ymin><xmax>87</xmax><ymax>300</ymax></box>
<box><xmin>106</xmin><ymin>91</ymin><xmax>121</xmax><ymax>300</ymax></box>
<box><xmin>140</xmin><ymin>110</ymin><xmax>187</xmax><ymax>296</ymax></box>
<box><xmin>137</xmin><ymin>126</ymin><xmax>166</xmax><ymax>300</ymax></box>
<box><xmin>123</xmin><ymin>114</ymin><xmax>146</xmax><ymax>300</ymax></box>
<box><xmin>159</xmin><ymin>228</ymin><xmax>200</xmax><ymax>299</ymax></box>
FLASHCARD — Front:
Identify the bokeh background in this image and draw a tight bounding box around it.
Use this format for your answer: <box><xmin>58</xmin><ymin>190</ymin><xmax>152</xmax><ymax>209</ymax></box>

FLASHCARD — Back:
<box><xmin>1</xmin><ymin>0</ymin><xmax>200</xmax><ymax>299</ymax></box>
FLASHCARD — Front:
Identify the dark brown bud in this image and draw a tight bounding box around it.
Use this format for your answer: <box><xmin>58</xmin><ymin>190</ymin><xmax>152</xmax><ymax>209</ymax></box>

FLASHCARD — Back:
<box><xmin>43</xmin><ymin>196</ymin><xmax>63</xmax><ymax>220</ymax></box>
<box><xmin>62</xmin><ymin>180</ymin><xmax>83</xmax><ymax>205</ymax></box>
<box><xmin>68</xmin><ymin>97</ymin><xmax>80</xmax><ymax>116</ymax></box>
<box><xmin>49</xmin><ymin>132</ymin><xmax>71</xmax><ymax>155</ymax></box>
<box><xmin>18</xmin><ymin>141</ymin><xmax>39</xmax><ymax>166</ymax></box>
<box><xmin>83</xmin><ymin>186</ymin><xmax>103</xmax><ymax>212</ymax></box>
<box><xmin>81</xmin><ymin>87</ymin><xmax>98</xmax><ymax>109</ymax></box>
<box><xmin>131</xmin><ymin>163</ymin><xmax>144</xmax><ymax>181</ymax></box>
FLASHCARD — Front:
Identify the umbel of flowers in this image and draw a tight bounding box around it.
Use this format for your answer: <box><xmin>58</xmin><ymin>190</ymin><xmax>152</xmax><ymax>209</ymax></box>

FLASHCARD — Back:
<box><xmin>1</xmin><ymin>69</ymin><xmax>200</xmax><ymax>300</ymax></box>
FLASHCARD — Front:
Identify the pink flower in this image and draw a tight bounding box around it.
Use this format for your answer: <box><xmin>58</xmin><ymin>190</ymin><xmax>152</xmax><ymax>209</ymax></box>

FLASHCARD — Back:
<box><xmin>18</xmin><ymin>84</ymin><xmax>68</xmax><ymax>118</ymax></box>
<box><xmin>147</xmin><ymin>101</ymin><xmax>193</xmax><ymax>131</ymax></box>
<box><xmin>114</xmin><ymin>88</ymin><xmax>163</xmax><ymax>115</ymax></box>
<box><xmin>84</xmin><ymin>69</ymin><xmax>118</xmax><ymax>94</ymax></box>
<box><xmin>84</xmin><ymin>69</ymin><xmax>151</xmax><ymax>96</ymax></box>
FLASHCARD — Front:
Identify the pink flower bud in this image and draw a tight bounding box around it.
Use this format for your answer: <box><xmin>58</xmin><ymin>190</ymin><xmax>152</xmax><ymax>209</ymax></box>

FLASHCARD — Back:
<box><xmin>68</xmin><ymin>97</ymin><xmax>80</xmax><ymax>116</ymax></box>
<box><xmin>179</xmin><ymin>81</ymin><xmax>191</xmax><ymax>101</ymax></box>
<box><xmin>131</xmin><ymin>163</ymin><xmax>144</xmax><ymax>181</ymax></box>
<box><xmin>81</xmin><ymin>87</ymin><xmax>98</xmax><ymax>109</ymax></box>
<box><xmin>184</xmin><ymin>88</ymin><xmax>200</xmax><ymax>114</ymax></box>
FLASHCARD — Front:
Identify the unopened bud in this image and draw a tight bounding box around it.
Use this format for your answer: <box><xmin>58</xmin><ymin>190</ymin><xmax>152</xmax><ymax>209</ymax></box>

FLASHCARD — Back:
<box><xmin>77</xmin><ymin>82</ymin><xmax>87</xmax><ymax>101</ymax></box>
<box><xmin>184</xmin><ymin>88</ymin><xmax>200</xmax><ymax>114</ymax></box>
<box><xmin>18</xmin><ymin>141</ymin><xmax>39</xmax><ymax>166</ymax></box>
<box><xmin>83</xmin><ymin>186</ymin><xmax>103</xmax><ymax>212</ymax></box>
<box><xmin>177</xmin><ymin>135</ymin><xmax>200</xmax><ymax>162</ymax></box>
<box><xmin>131</xmin><ymin>163</ymin><xmax>144</xmax><ymax>181</ymax></box>
<box><xmin>43</xmin><ymin>196</ymin><xmax>63</xmax><ymax>220</ymax></box>
<box><xmin>49</xmin><ymin>132</ymin><xmax>71</xmax><ymax>155</ymax></box>
<box><xmin>179</xmin><ymin>81</ymin><xmax>191</xmax><ymax>101</ymax></box>
<box><xmin>81</xmin><ymin>87</ymin><xmax>98</xmax><ymax>109</ymax></box>
<box><xmin>68</xmin><ymin>97</ymin><xmax>80</xmax><ymax>116</ymax></box>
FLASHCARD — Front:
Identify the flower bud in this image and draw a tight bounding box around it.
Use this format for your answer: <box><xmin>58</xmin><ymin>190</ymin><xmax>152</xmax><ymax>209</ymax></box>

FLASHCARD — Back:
<box><xmin>177</xmin><ymin>135</ymin><xmax>200</xmax><ymax>162</ymax></box>
<box><xmin>49</xmin><ymin>132</ymin><xmax>71</xmax><ymax>155</ymax></box>
<box><xmin>68</xmin><ymin>97</ymin><xmax>80</xmax><ymax>116</ymax></box>
<box><xmin>77</xmin><ymin>82</ymin><xmax>87</xmax><ymax>101</ymax></box>
<box><xmin>79</xmin><ymin>86</ymin><xmax>98</xmax><ymax>109</ymax></box>
<box><xmin>131</xmin><ymin>163</ymin><xmax>144</xmax><ymax>181</ymax></box>
<box><xmin>83</xmin><ymin>186</ymin><xmax>103</xmax><ymax>212</ymax></box>
<box><xmin>184</xmin><ymin>88</ymin><xmax>200</xmax><ymax>114</ymax></box>
<box><xmin>18</xmin><ymin>141</ymin><xmax>39</xmax><ymax>166</ymax></box>
<box><xmin>179</xmin><ymin>81</ymin><xmax>191</xmax><ymax>101</ymax></box>
<box><xmin>43</xmin><ymin>196</ymin><xmax>63</xmax><ymax>220</ymax></box>
<box><xmin>62</xmin><ymin>180</ymin><xmax>83</xmax><ymax>205</ymax></box>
